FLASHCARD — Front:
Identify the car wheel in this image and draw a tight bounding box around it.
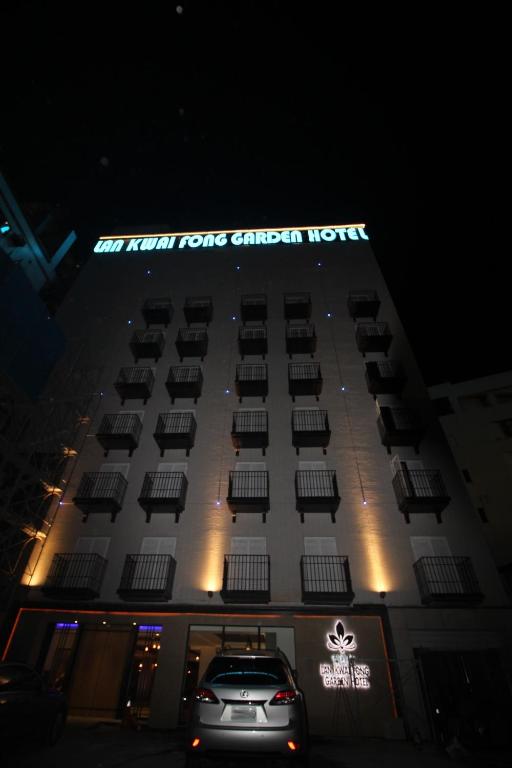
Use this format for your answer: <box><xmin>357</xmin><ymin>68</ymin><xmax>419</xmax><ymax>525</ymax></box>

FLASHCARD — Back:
<box><xmin>44</xmin><ymin>710</ymin><xmax>66</xmax><ymax>746</ymax></box>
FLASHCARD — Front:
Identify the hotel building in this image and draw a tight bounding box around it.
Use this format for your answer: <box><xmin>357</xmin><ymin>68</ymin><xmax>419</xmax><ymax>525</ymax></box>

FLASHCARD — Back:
<box><xmin>3</xmin><ymin>223</ymin><xmax>511</xmax><ymax>744</ymax></box>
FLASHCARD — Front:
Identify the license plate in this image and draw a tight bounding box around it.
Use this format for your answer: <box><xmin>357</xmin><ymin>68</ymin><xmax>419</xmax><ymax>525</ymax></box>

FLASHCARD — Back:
<box><xmin>231</xmin><ymin>706</ymin><xmax>256</xmax><ymax>721</ymax></box>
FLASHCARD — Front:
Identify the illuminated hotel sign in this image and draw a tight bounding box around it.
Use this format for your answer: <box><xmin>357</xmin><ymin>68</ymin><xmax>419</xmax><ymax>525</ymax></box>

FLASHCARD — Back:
<box><xmin>319</xmin><ymin>620</ymin><xmax>371</xmax><ymax>690</ymax></box>
<box><xmin>93</xmin><ymin>224</ymin><xmax>368</xmax><ymax>253</ymax></box>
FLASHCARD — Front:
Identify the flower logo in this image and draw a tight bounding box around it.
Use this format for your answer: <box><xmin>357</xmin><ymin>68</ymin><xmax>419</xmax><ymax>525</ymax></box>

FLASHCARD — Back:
<box><xmin>326</xmin><ymin>620</ymin><xmax>357</xmax><ymax>652</ymax></box>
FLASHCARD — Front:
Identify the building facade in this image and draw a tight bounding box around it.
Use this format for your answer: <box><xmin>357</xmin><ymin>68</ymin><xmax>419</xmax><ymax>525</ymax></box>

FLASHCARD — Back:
<box><xmin>3</xmin><ymin>224</ymin><xmax>512</xmax><ymax>745</ymax></box>
<box><xmin>429</xmin><ymin>373</ymin><xmax>512</xmax><ymax>601</ymax></box>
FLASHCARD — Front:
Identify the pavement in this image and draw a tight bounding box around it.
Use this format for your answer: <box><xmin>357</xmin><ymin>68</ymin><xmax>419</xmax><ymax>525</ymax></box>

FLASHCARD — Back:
<box><xmin>3</xmin><ymin>719</ymin><xmax>512</xmax><ymax>768</ymax></box>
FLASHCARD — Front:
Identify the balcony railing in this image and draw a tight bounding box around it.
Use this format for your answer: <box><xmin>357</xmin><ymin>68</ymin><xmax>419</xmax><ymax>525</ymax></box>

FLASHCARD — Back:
<box><xmin>231</xmin><ymin>411</ymin><xmax>268</xmax><ymax>455</ymax></box>
<box><xmin>183</xmin><ymin>296</ymin><xmax>213</xmax><ymax>325</ymax></box>
<box><xmin>288</xmin><ymin>363</ymin><xmax>322</xmax><ymax>401</ymax></box>
<box><xmin>118</xmin><ymin>554</ymin><xmax>177</xmax><ymax>600</ymax></box>
<box><xmin>96</xmin><ymin>413</ymin><xmax>143</xmax><ymax>457</ymax></box>
<box><xmin>301</xmin><ymin>555</ymin><xmax>354</xmax><ymax>604</ymax></box>
<box><xmin>166</xmin><ymin>366</ymin><xmax>203</xmax><ymax>403</ymax></box>
<box><xmin>392</xmin><ymin>469</ymin><xmax>450</xmax><ymax>523</ymax></box>
<box><xmin>114</xmin><ymin>367</ymin><xmax>155</xmax><ymax>405</ymax></box>
<box><xmin>175</xmin><ymin>328</ymin><xmax>208</xmax><ymax>361</ymax></box>
<box><xmin>286</xmin><ymin>323</ymin><xmax>317</xmax><ymax>358</ymax></box>
<box><xmin>292</xmin><ymin>409</ymin><xmax>330</xmax><ymax>454</ymax></box>
<box><xmin>73</xmin><ymin>472</ymin><xmax>127</xmax><ymax>522</ymax></box>
<box><xmin>138</xmin><ymin>472</ymin><xmax>188</xmax><ymax>522</ymax></box>
<box><xmin>378</xmin><ymin>406</ymin><xmax>424</xmax><ymax>453</ymax></box>
<box><xmin>142</xmin><ymin>297</ymin><xmax>174</xmax><ymax>328</ymax></box>
<box><xmin>235</xmin><ymin>363</ymin><xmax>268</xmax><ymax>402</ymax></box>
<box><xmin>227</xmin><ymin>471</ymin><xmax>270</xmax><ymax>521</ymax></box>
<box><xmin>284</xmin><ymin>292</ymin><xmax>312</xmax><ymax>321</ymax></box>
<box><xmin>414</xmin><ymin>556</ymin><xmax>484</xmax><ymax>605</ymax></box>
<box><xmin>355</xmin><ymin>322</ymin><xmax>392</xmax><ymax>356</ymax></box>
<box><xmin>238</xmin><ymin>326</ymin><xmax>268</xmax><ymax>358</ymax></box>
<box><xmin>154</xmin><ymin>412</ymin><xmax>197</xmax><ymax>456</ymax></box>
<box><xmin>129</xmin><ymin>330</ymin><xmax>165</xmax><ymax>363</ymax></box>
<box><xmin>365</xmin><ymin>360</ymin><xmax>406</xmax><ymax>399</ymax></box>
<box><xmin>241</xmin><ymin>294</ymin><xmax>267</xmax><ymax>323</ymax></box>
<box><xmin>347</xmin><ymin>290</ymin><xmax>380</xmax><ymax>321</ymax></box>
<box><xmin>42</xmin><ymin>553</ymin><xmax>107</xmax><ymax>599</ymax></box>
<box><xmin>295</xmin><ymin>470</ymin><xmax>340</xmax><ymax>522</ymax></box>
<box><xmin>220</xmin><ymin>555</ymin><xmax>270</xmax><ymax>603</ymax></box>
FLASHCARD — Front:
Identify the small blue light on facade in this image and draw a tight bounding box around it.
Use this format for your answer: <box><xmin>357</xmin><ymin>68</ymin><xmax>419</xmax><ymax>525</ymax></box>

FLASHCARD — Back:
<box><xmin>0</xmin><ymin>224</ymin><xmax>11</xmax><ymax>234</ymax></box>
<box><xmin>225</xmin><ymin>388</ymin><xmax>230</xmax><ymax>395</ymax></box>
<box><xmin>56</xmin><ymin>623</ymin><xmax>78</xmax><ymax>630</ymax></box>
<box><xmin>138</xmin><ymin>625</ymin><xmax>163</xmax><ymax>632</ymax></box>
<box><xmin>146</xmin><ymin>269</ymin><xmax>152</xmax><ymax>276</ymax></box>
<box><xmin>216</xmin><ymin>500</ymin><xmax>221</xmax><ymax>506</ymax></box>
<box><xmin>236</xmin><ymin>265</ymin><xmax>240</xmax><ymax>271</ymax></box>
<box><xmin>231</xmin><ymin>315</ymin><xmax>236</xmax><ymax>321</ymax></box>
<box><xmin>340</xmin><ymin>385</ymin><xmax>346</xmax><ymax>392</ymax></box>
<box><xmin>317</xmin><ymin>261</ymin><xmax>322</xmax><ymax>267</ymax></box>
<box><xmin>327</xmin><ymin>312</ymin><xmax>332</xmax><ymax>318</ymax></box>
<box><xmin>363</xmin><ymin>500</ymin><xmax>368</xmax><ymax>506</ymax></box>
<box><xmin>128</xmin><ymin>319</ymin><xmax>133</xmax><ymax>325</ymax></box>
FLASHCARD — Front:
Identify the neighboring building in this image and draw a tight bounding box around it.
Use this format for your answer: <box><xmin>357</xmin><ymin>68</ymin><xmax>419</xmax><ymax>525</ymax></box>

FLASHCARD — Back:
<box><xmin>0</xmin><ymin>174</ymin><xmax>81</xmax><ymax>631</ymax></box>
<box><xmin>3</xmin><ymin>224</ymin><xmax>511</xmax><ymax>746</ymax></box>
<box><xmin>429</xmin><ymin>373</ymin><xmax>512</xmax><ymax>600</ymax></box>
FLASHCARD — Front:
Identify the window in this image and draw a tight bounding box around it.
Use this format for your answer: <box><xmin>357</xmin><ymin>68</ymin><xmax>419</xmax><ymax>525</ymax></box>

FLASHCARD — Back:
<box><xmin>304</xmin><ymin>537</ymin><xmax>337</xmax><ymax>556</ymax></box>
<box><xmin>74</xmin><ymin>537</ymin><xmax>110</xmax><ymax>558</ymax></box>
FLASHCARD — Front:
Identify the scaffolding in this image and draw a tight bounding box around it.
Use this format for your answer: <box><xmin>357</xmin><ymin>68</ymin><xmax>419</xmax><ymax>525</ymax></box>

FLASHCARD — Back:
<box><xmin>0</xmin><ymin>341</ymin><xmax>103</xmax><ymax>619</ymax></box>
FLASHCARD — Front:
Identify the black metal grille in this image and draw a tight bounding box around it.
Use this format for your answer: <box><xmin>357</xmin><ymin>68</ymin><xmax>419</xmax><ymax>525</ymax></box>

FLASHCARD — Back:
<box><xmin>177</xmin><ymin>328</ymin><xmax>208</xmax><ymax>342</ymax></box>
<box><xmin>356</xmin><ymin>322</ymin><xmax>389</xmax><ymax>337</ymax></box>
<box><xmin>289</xmin><ymin>363</ymin><xmax>321</xmax><ymax>381</ymax></box>
<box><xmin>228</xmin><ymin>471</ymin><xmax>268</xmax><ymax>498</ymax></box>
<box><xmin>384</xmin><ymin>408</ymin><xmax>421</xmax><ymax>430</ymax></box>
<box><xmin>97</xmin><ymin>413</ymin><xmax>142</xmax><ymax>437</ymax></box>
<box><xmin>44</xmin><ymin>553</ymin><xmax>106</xmax><ymax>593</ymax></box>
<box><xmin>393</xmin><ymin>469</ymin><xmax>447</xmax><ymax>500</ymax></box>
<box><xmin>414</xmin><ymin>556</ymin><xmax>482</xmax><ymax>599</ymax></box>
<box><xmin>167</xmin><ymin>366</ymin><xmax>202</xmax><ymax>383</ymax></box>
<box><xmin>376</xmin><ymin>360</ymin><xmax>403</xmax><ymax>378</ymax></box>
<box><xmin>140</xmin><ymin>472</ymin><xmax>187</xmax><ymax>499</ymax></box>
<box><xmin>286</xmin><ymin>324</ymin><xmax>315</xmax><ymax>339</ymax></box>
<box><xmin>301</xmin><ymin>555</ymin><xmax>353</xmax><ymax>595</ymax></box>
<box><xmin>239</xmin><ymin>327</ymin><xmax>267</xmax><ymax>340</ymax></box>
<box><xmin>222</xmin><ymin>555</ymin><xmax>269</xmax><ymax>592</ymax></box>
<box><xmin>116</xmin><ymin>367</ymin><xmax>154</xmax><ymax>385</ymax></box>
<box><xmin>236</xmin><ymin>364</ymin><xmax>267</xmax><ymax>381</ymax></box>
<box><xmin>292</xmin><ymin>409</ymin><xmax>328</xmax><ymax>431</ymax></box>
<box><xmin>119</xmin><ymin>554</ymin><xmax>176</xmax><ymax>592</ymax></box>
<box><xmin>295</xmin><ymin>470</ymin><xmax>338</xmax><ymax>498</ymax></box>
<box><xmin>156</xmin><ymin>412</ymin><xmax>194</xmax><ymax>434</ymax></box>
<box><xmin>232</xmin><ymin>411</ymin><xmax>268</xmax><ymax>433</ymax></box>
<box><xmin>131</xmin><ymin>330</ymin><xmax>165</xmax><ymax>344</ymax></box>
<box><xmin>75</xmin><ymin>472</ymin><xmax>127</xmax><ymax>503</ymax></box>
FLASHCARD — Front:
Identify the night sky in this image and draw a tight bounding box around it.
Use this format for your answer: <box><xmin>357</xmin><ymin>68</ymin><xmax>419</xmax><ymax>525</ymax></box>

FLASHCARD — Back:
<box><xmin>1</xmin><ymin>2</ymin><xmax>506</xmax><ymax>386</ymax></box>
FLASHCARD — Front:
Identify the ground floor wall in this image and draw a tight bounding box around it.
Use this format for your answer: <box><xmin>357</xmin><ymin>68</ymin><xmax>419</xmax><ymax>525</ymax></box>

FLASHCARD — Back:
<box><xmin>3</xmin><ymin>604</ymin><xmax>512</xmax><ymax>743</ymax></box>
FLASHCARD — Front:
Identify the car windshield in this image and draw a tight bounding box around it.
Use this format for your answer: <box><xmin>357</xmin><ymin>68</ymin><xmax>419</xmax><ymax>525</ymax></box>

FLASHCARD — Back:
<box><xmin>204</xmin><ymin>657</ymin><xmax>289</xmax><ymax>686</ymax></box>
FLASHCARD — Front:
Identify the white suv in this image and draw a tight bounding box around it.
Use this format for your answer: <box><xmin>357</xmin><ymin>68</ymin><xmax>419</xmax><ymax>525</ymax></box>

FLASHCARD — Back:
<box><xmin>186</xmin><ymin>649</ymin><xmax>309</xmax><ymax>764</ymax></box>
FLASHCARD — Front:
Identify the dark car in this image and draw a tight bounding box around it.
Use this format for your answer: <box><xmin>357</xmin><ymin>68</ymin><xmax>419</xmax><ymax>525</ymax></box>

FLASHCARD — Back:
<box><xmin>0</xmin><ymin>662</ymin><xmax>67</xmax><ymax>746</ymax></box>
<box><xmin>186</xmin><ymin>649</ymin><xmax>309</xmax><ymax>765</ymax></box>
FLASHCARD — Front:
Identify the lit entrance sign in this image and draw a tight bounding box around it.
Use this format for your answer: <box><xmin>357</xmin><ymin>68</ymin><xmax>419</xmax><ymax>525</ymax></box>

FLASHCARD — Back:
<box><xmin>319</xmin><ymin>620</ymin><xmax>371</xmax><ymax>690</ymax></box>
<box><xmin>93</xmin><ymin>224</ymin><xmax>368</xmax><ymax>254</ymax></box>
